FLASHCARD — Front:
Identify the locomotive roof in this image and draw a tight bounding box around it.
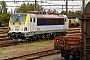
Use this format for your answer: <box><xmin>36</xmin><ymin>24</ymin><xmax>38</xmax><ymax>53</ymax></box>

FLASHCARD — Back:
<box><xmin>12</xmin><ymin>13</ymin><xmax>27</xmax><ymax>15</ymax></box>
<box><xmin>29</xmin><ymin>14</ymin><xmax>37</xmax><ymax>18</ymax></box>
<box><xmin>12</xmin><ymin>13</ymin><xmax>67</xmax><ymax>18</ymax></box>
<box><xmin>30</xmin><ymin>14</ymin><xmax>67</xmax><ymax>18</ymax></box>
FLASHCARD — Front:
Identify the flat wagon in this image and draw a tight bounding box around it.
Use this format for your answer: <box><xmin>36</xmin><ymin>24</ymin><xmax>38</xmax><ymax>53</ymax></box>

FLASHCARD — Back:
<box><xmin>54</xmin><ymin>33</ymin><xmax>81</xmax><ymax>60</ymax></box>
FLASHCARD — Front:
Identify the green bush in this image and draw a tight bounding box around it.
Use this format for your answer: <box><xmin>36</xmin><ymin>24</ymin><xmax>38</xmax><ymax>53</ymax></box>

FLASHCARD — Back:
<box><xmin>0</xmin><ymin>13</ymin><xmax>11</xmax><ymax>24</ymax></box>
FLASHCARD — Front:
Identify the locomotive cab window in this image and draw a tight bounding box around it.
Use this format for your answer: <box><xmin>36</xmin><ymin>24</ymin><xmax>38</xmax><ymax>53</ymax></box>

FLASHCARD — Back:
<box><xmin>11</xmin><ymin>13</ymin><xmax>27</xmax><ymax>23</ymax></box>
<box><xmin>33</xmin><ymin>18</ymin><xmax>35</xmax><ymax>23</ymax></box>
<box><xmin>64</xmin><ymin>19</ymin><xmax>66</xmax><ymax>22</ymax></box>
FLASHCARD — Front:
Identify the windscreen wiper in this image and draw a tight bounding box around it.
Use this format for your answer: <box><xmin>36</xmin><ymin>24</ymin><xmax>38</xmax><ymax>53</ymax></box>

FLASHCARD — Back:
<box><xmin>13</xmin><ymin>14</ymin><xmax>21</xmax><ymax>25</ymax></box>
<box><xmin>15</xmin><ymin>16</ymin><xmax>20</xmax><ymax>22</ymax></box>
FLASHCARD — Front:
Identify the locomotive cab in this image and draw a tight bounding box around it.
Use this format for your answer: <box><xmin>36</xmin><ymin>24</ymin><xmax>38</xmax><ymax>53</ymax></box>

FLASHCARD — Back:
<box><xmin>69</xmin><ymin>17</ymin><xmax>80</xmax><ymax>27</ymax></box>
<box><xmin>8</xmin><ymin>13</ymin><xmax>29</xmax><ymax>40</ymax></box>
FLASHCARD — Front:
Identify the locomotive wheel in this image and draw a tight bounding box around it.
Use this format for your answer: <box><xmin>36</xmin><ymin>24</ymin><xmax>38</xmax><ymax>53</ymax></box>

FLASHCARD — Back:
<box><xmin>49</xmin><ymin>34</ymin><xmax>53</xmax><ymax>39</ymax></box>
<box><xmin>13</xmin><ymin>39</ymin><xmax>18</xmax><ymax>42</ymax></box>
<box><xmin>26</xmin><ymin>36</ymin><xmax>33</xmax><ymax>42</ymax></box>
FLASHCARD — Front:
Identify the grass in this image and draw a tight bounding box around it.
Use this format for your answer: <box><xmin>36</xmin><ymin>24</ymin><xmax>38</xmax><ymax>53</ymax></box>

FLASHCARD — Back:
<box><xmin>0</xmin><ymin>40</ymin><xmax>53</xmax><ymax>52</ymax></box>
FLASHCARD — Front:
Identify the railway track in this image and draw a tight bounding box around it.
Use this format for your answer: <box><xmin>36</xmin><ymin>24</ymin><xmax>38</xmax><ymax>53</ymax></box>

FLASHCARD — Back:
<box><xmin>0</xmin><ymin>27</ymin><xmax>82</xmax><ymax>60</ymax></box>
<box><xmin>4</xmin><ymin>49</ymin><xmax>58</xmax><ymax>60</ymax></box>
<box><xmin>68</xmin><ymin>27</ymin><xmax>81</xmax><ymax>34</ymax></box>
<box><xmin>0</xmin><ymin>27</ymin><xmax>81</xmax><ymax>47</ymax></box>
<box><xmin>68</xmin><ymin>30</ymin><xmax>81</xmax><ymax>34</ymax></box>
<box><xmin>0</xmin><ymin>40</ymin><xmax>17</xmax><ymax>47</ymax></box>
<box><xmin>0</xmin><ymin>27</ymin><xmax>14</xmax><ymax>47</ymax></box>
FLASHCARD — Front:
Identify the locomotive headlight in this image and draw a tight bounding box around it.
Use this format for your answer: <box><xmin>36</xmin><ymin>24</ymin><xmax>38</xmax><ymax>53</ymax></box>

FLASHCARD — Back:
<box><xmin>24</xmin><ymin>27</ymin><xmax>27</xmax><ymax>31</ymax></box>
<box><xmin>56</xmin><ymin>39</ymin><xmax>59</xmax><ymax>42</ymax></box>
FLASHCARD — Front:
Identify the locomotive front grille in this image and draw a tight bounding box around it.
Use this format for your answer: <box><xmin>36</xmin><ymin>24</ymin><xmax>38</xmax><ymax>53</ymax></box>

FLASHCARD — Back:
<box><xmin>15</xmin><ymin>29</ymin><xmax>19</xmax><ymax>31</ymax></box>
<box><xmin>15</xmin><ymin>26</ymin><xmax>20</xmax><ymax>31</ymax></box>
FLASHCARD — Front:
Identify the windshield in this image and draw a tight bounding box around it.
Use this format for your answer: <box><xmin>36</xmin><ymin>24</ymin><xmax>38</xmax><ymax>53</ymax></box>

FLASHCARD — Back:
<box><xmin>11</xmin><ymin>13</ymin><xmax>27</xmax><ymax>23</ymax></box>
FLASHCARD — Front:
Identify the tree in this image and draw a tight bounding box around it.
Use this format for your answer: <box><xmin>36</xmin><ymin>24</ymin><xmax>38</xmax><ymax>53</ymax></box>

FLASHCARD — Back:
<box><xmin>61</xmin><ymin>11</ymin><xmax>66</xmax><ymax>15</ymax></box>
<box><xmin>47</xmin><ymin>9</ymin><xmax>52</xmax><ymax>13</ymax></box>
<box><xmin>0</xmin><ymin>6</ymin><xmax>2</xmax><ymax>13</ymax></box>
<box><xmin>0</xmin><ymin>13</ymin><xmax>11</xmax><ymax>24</ymax></box>
<box><xmin>15</xmin><ymin>3</ymin><xmax>44</xmax><ymax>13</ymax></box>
<box><xmin>0</xmin><ymin>1</ymin><xmax>10</xmax><ymax>24</ymax></box>
<box><xmin>60</xmin><ymin>10</ymin><xmax>82</xmax><ymax>19</ymax></box>
<box><xmin>53</xmin><ymin>9</ymin><xmax>57</xmax><ymax>12</ymax></box>
<box><xmin>0</xmin><ymin>1</ymin><xmax>7</xmax><ymax>13</ymax></box>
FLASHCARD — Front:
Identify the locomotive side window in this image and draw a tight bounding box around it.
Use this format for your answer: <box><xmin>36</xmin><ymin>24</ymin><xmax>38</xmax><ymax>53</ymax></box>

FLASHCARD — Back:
<box><xmin>64</xmin><ymin>19</ymin><xmax>66</xmax><ymax>22</ymax></box>
<box><xmin>30</xmin><ymin>18</ymin><xmax>32</xmax><ymax>22</ymax></box>
<box><xmin>48</xmin><ymin>18</ymin><xmax>55</xmax><ymax>25</ymax></box>
<box><xmin>33</xmin><ymin>18</ymin><xmax>35</xmax><ymax>23</ymax></box>
<box><xmin>37</xmin><ymin>18</ymin><xmax>64</xmax><ymax>26</ymax></box>
<box><xmin>37</xmin><ymin>18</ymin><xmax>47</xmax><ymax>26</ymax></box>
<box><xmin>56</xmin><ymin>18</ymin><xmax>64</xmax><ymax>25</ymax></box>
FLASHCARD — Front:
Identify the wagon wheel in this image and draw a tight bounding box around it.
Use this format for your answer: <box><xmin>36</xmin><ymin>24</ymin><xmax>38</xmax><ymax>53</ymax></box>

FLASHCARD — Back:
<box><xmin>69</xmin><ymin>55</ymin><xmax>73</xmax><ymax>60</ymax></box>
<box><xmin>65</xmin><ymin>55</ymin><xmax>73</xmax><ymax>60</ymax></box>
<box><xmin>64</xmin><ymin>55</ymin><xmax>69</xmax><ymax>60</ymax></box>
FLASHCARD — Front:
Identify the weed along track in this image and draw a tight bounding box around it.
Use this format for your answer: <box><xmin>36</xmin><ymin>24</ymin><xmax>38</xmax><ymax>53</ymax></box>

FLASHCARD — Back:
<box><xmin>4</xmin><ymin>49</ymin><xmax>58</xmax><ymax>60</ymax></box>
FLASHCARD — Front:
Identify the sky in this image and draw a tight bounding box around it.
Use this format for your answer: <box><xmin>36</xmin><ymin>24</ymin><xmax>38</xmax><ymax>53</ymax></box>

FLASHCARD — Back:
<box><xmin>0</xmin><ymin>0</ymin><xmax>89</xmax><ymax>13</ymax></box>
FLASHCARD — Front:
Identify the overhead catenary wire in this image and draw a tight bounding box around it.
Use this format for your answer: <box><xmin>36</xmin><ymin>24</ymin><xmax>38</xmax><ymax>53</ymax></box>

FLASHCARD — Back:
<box><xmin>3</xmin><ymin>0</ymin><xmax>87</xmax><ymax>13</ymax></box>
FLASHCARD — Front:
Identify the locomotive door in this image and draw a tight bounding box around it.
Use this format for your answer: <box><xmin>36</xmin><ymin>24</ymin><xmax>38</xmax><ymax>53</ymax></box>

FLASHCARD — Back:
<box><xmin>30</xmin><ymin>18</ymin><xmax>36</xmax><ymax>32</ymax></box>
<box><xmin>64</xmin><ymin>18</ymin><xmax>68</xmax><ymax>29</ymax></box>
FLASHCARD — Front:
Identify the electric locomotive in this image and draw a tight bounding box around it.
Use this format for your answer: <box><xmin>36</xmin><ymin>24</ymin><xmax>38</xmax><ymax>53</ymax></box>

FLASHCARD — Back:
<box><xmin>8</xmin><ymin>12</ymin><xmax>68</xmax><ymax>41</ymax></box>
<box><xmin>68</xmin><ymin>17</ymin><xmax>81</xmax><ymax>27</ymax></box>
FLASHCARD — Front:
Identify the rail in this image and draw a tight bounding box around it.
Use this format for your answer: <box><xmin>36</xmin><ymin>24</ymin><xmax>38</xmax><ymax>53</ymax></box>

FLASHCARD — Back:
<box><xmin>4</xmin><ymin>49</ymin><xmax>58</xmax><ymax>60</ymax></box>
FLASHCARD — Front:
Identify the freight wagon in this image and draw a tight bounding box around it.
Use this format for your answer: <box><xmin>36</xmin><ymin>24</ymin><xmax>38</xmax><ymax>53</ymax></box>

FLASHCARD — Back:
<box><xmin>54</xmin><ymin>33</ymin><xmax>81</xmax><ymax>60</ymax></box>
<box><xmin>80</xmin><ymin>1</ymin><xmax>90</xmax><ymax>60</ymax></box>
<box><xmin>54</xmin><ymin>1</ymin><xmax>90</xmax><ymax>60</ymax></box>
